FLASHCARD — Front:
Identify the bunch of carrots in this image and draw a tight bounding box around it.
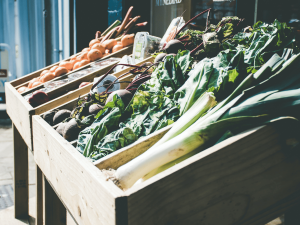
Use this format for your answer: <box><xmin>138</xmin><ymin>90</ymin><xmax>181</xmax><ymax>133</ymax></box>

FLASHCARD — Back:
<box><xmin>17</xmin><ymin>6</ymin><xmax>147</xmax><ymax>94</ymax></box>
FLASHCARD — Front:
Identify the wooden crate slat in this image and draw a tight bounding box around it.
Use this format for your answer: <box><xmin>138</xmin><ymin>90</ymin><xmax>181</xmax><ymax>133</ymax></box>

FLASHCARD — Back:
<box><xmin>5</xmin><ymin>83</ymin><xmax>33</xmax><ymax>147</ymax></box>
<box><xmin>33</xmin><ymin>115</ymin><xmax>125</xmax><ymax>225</ymax></box>
<box><xmin>94</xmin><ymin>125</ymin><xmax>172</xmax><ymax>170</ymax></box>
<box><xmin>35</xmin><ymin>56</ymin><xmax>154</xmax><ymax>115</ymax></box>
<box><xmin>124</xmin><ymin>118</ymin><xmax>300</xmax><ymax>225</ymax></box>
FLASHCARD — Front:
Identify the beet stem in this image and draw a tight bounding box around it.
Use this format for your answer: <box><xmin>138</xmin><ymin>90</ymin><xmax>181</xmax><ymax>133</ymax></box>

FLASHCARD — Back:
<box><xmin>190</xmin><ymin>42</ymin><xmax>203</xmax><ymax>55</ymax></box>
<box><xmin>91</xmin><ymin>63</ymin><xmax>143</xmax><ymax>90</ymax></box>
<box><xmin>175</xmin><ymin>8</ymin><xmax>211</xmax><ymax>37</ymax></box>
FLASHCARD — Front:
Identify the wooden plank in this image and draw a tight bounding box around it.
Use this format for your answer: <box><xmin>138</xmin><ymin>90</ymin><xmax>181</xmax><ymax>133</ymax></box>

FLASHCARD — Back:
<box><xmin>13</xmin><ymin>124</ymin><xmax>29</xmax><ymax>219</ymax></box>
<box><xmin>35</xmin><ymin>165</ymin><xmax>43</xmax><ymax>225</ymax></box>
<box><xmin>125</xmin><ymin>118</ymin><xmax>300</xmax><ymax>225</ymax></box>
<box><xmin>6</xmin><ymin>83</ymin><xmax>33</xmax><ymax>148</ymax></box>
<box><xmin>34</xmin><ymin>85</ymin><xmax>92</xmax><ymax>115</ymax></box>
<box><xmin>33</xmin><ymin>115</ymin><xmax>125</xmax><ymax>225</ymax></box>
<box><xmin>94</xmin><ymin>125</ymin><xmax>172</xmax><ymax>170</ymax></box>
<box><xmin>43</xmin><ymin>175</ymin><xmax>66</xmax><ymax>225</ymax></box>
<box><xmin>34</xmin><ymin>57</ymin><xmax>154</xmax><ymax>115</ymax></box>
<box><xmin>46</xmin><ymin>60</ymin><xmax>119</xmax><ymax>100</ymax></box>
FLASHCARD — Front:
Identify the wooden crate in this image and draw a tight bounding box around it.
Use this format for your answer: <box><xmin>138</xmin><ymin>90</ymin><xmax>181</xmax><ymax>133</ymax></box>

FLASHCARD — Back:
<box><xmin>5</xmin><ymin>48</ymin><xmax>151</xmax><ymax>151</ymax></box>
<box><xmin>32</xmin><ymin>107</ymin><xmax>300</xmax><ymax>225</ymax></box>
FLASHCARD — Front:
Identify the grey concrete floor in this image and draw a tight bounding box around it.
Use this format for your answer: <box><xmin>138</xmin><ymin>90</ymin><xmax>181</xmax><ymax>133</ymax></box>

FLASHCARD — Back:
<box><xmin>0</xmin><ymin>124</ymin><xmax>75</xmax><ymax>225</ymax></box>
<box><xmin>0</xmin><ymin>122</ymin><xmax>283</xmax><ymax>225</ymax></box>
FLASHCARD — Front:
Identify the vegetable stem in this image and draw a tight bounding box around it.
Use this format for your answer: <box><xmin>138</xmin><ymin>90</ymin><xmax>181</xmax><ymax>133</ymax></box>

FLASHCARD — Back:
<box><xmin>101</xmin><ymin>20</ymin><xmax>121</xmax><ymax>37</ymax></box>
<box><xmin>175</xmin><ymin>8</ymin><xmax>211</xmax><ymax>38</ymax></box>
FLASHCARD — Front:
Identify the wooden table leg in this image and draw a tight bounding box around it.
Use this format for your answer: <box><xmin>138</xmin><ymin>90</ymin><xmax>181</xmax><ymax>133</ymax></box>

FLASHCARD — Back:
<box><xmin>13</xmin><ymin>124</ymin><xmax>29</xmax><ymax>219</ymax></box>
<box><xmin>285</xmin><ymin>204</ymin><xmax>300</xmax><ymax>225</ymax></box>
<box><xmin>35</xmin><ymin>165</ymin><xmax>43</xmax><ymax>225</ymax></box>
<box><xmin>43</xmin><ymin>175</ymin><xmax>66</xmax><ymax>225</ymax></box>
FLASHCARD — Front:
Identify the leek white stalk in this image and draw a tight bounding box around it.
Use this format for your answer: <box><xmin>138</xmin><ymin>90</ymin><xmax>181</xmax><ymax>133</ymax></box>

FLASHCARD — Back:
<box><xmin>115</xmin><ymin>126</ymin><xmax>205</xmax><ymax>190</ymax></box>
<box><xmin>152</xmin><ymin>92</ymin><xmax>217</xmax><ymax>148</ymax></box>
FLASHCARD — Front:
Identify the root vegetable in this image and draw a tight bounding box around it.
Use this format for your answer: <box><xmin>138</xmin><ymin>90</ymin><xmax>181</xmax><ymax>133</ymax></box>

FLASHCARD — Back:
<box><xmin>40</xmin><ymin>72</ymin><xmax>55</xmax><ymax>83</ymax></box>
<box><xmin>56</xmin><ymin>122</ymin><xmax>66</xmax><ymax>136</ymax></box>
<box><xmin>164</xmin><ymin>39</ymin><xmax>184</xmax><ymax>54</ymax></box>
<box><xmin>54</xmin><ymin>67</ymin><xmax>68</xmax><ymax>77</ymax></box>
<box><xmin>92</xmin><ymin>43</ymin><xmax>105</xmax><ymax>53</ymax></box>
<box><xmin>89</xmin><ymin>104</ymin><xmax>103</xmax><ymax>115</ymax></box>
<box><xmin>17</xmin><ymin>86</ymin><xmax>29</xmax><ymax>94</ymax></box>
<box><xmin>115</xmin><ymin>6</ymin><xmax>133</xmax><ymax>37</ymax></box>
<box><xmin>154</xmin><ymin>53</ymin><xmax>167</xmax><ymax>64</ymax></box>
<box><xmin>106</xmin><ymin>90</ymin><xmax>133</xmax><ymax>107</ymax></box>
<box><xmin>103</xmin><ymin>39</ymin><xmax>117</xmax><ymax>50</ymax></box>
<box><xmin>28</xmin><ymin>91</ymin><xmax>49</xmax><ymax>107</ymax></box>
<box><xmin>87</xmin><ymin>49</ymin><xmax>102</xmax><ymax>61</ymax></box>
<box><xmin>31</xmin><ymin>81</ymin><xmax>43</xmax><ymax>88</ymax></box>
<box><xmin>89</xmin><ymin>39</ymin><xmax>100</xmax><ymax>48</ymax></box>
<box><xmin>121</xmin><ymin>34</ymin><xmax>134</xmax><ymax>47</ymax></box>
<box><xmin>59</xmin><ymin>61</ymin><xmax>73</xmax><ymax>70</ymax></box>
<box><xmin>63</xmin><ymin>118</ymin><xmax>81</xmax><ymax>141</ymax></box>
<box><xmin>40</xmin><ymin>70</ymin><xmax>50</xmax><ymax>76</ymax></box>
<box><xmin>112</xmin><ymin>44</ymin><xmax>123</xmax><ymax>53</ymax></box>
<box><xmin>43</xmin><ymin>110</ymin><xmax>58</xmax><ymax>126</ymax></box>
<box><xmin>53</xmin><ymin>109</ymin><xmax>71</xmax><ymax>125</ymax></box>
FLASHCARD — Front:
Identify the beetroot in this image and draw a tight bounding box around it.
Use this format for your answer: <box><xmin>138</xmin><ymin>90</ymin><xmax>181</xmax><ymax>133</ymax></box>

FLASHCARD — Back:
<box><xmin>164</xmin><ymin>39</ymin><xmax>184</xmax><ymax>54</ymax></box>
<box><xmin>28</xmin><ymin>91</ymin><xmax>49</xmax><ymax>107</ymax></box>
<box><xmin>154</xmin><ymin>53</ymin><xmax>167</xmax><ymax>64</ymax></box>
<box><xmin>53</xmin><ymin>109</ymin><xmax>71</xmax><ymax>125</ymax></box>
<box><xmin>56</xmin><ymin>122</ymin><xmax>66</xmax><ymax>136</ymax></box>
<box><xmin>106</xmin><ymin>89</ymin><xmax>133</xmax><ymax>107</ymax></box>
<box><xmin>63</xmin><ymin>119</ymin><xmax>81</xmax><ymax>141</ymax></box>
<box><xmin>89</xmin><ymin>104</ymin><xmax>103</xmax><ymax>115</ymax></box>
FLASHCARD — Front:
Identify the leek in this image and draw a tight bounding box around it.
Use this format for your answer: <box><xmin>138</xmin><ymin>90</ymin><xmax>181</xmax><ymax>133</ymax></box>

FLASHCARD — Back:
<box><xmin>112</xmin><ymin>53</ymin><xmax>300</xmax><ymax>190</ymax></box>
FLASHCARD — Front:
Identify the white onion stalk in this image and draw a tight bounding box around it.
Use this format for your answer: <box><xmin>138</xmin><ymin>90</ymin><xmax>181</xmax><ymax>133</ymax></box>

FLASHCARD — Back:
<box><xmin>114</xmin><ymin>93</ymin><xmax>217</xmax><ymax>190</ymax></box>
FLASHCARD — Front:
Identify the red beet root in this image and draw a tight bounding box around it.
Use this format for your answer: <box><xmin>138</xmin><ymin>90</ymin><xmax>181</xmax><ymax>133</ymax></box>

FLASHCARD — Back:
<box><xmin>28</xmin><ymin>91</ymin><xmax>49</xmax><ymax>107</ymax></box>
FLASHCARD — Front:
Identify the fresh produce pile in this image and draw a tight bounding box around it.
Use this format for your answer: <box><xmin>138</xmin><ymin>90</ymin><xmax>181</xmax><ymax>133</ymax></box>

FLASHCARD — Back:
<box><xmin>108</xmin><ymin>20</ymin><xmax>300</xmax><ymax>190</ymax></box>
<box><xmin>17</xmin><ymin>6</ymin><xmax>147</xmax><ymax>96</ymax></box>
<box><xmin>156</xmin><ymin>9</ymin><xmax>245</xmax><ymax>60</ymax></box>
<box><xmin>43</xmin><ymin>62</ymin><xmax>156</xmax><ymax>141</ymax></box>
<box><xmin>70</xmin><ymin>13</ymin><xmax>298</xmax><ymax>169</ymax></box>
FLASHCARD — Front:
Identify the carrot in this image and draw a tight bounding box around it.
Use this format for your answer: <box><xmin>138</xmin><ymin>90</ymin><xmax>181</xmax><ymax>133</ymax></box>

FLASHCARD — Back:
<box><xmin>124</xmin><ymin>16</ymin><xmax>140</xmax><ymax>30</ymax></box>
<box><xmin>115</xmin><ymin>6</ymin><xmax>133</xmax><ymax>37</ymax></box>
<box><xmin>95</xmin><ymin>31</ymin><xmax>101</xmax><ymax>39</ymax></box>
<box><xmin>135</xmin><ymin>22</ymin><xmax>148</xmax><ymax>27</ymax></box>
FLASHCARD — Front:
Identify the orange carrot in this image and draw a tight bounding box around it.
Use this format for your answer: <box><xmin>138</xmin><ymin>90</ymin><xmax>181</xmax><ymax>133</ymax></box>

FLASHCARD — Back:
<box><xmin>115</xmin><ymin>6</ymin><xmax>133</xmax><ymax>37</ymax></box>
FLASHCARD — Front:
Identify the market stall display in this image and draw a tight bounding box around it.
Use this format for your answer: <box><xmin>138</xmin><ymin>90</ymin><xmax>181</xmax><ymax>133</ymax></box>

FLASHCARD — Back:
<box><xmin>6</xmin><ymin>5</ymin><xmax>300</xmax><ymax>224</ymax></box>
<box><xmin>30</xmin><ymin>11</ymin><xmax>300</xmax><ymax>224</ymax></box>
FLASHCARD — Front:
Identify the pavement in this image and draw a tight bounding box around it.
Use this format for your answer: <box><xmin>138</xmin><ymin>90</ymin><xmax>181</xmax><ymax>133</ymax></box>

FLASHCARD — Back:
<box><xmin>0</xmin><ymin>107</ymin><xmax>76</xmax><ymax>224</ymax></box>
<box><xmin>0</xmin><ymin>106</ymin><xmax>284</xmax><ymax>225</ymax></box>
